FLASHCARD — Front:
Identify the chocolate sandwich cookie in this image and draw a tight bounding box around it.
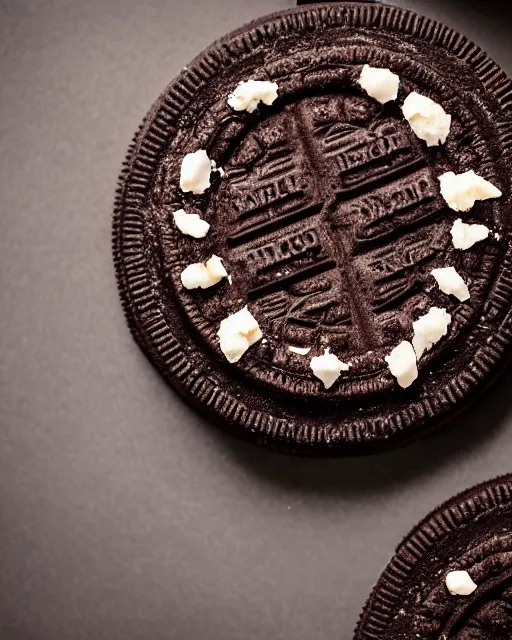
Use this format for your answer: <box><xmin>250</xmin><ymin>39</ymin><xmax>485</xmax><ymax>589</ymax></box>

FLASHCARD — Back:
<box><xmin>113</xmin><ymin>2</ymin><xmax>512</xmax><ymax>455</ymax></box>
<box><xmin>354</xmin><ymin>474</ymin><xmax>512</xmax><ymax>639</ymax></box>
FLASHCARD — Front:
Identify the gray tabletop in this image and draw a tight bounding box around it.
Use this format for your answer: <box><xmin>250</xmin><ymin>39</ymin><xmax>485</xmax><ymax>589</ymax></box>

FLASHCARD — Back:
<box><xmin>1</xmin><ymin>1</ymin><xmax>512</xmax><ymax>639</ymax></box>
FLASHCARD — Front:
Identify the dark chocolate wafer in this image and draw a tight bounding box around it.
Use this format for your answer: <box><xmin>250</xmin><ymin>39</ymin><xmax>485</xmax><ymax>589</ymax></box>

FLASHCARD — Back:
<box><xmin>113</xmin><ymin>2</ymin><xmax>512</xmax><ymax>455</ymax></box>
<box><xmin>355</xmin><ymin>474</ymin><xmax>512</xmax><ymax>639</ymax></box>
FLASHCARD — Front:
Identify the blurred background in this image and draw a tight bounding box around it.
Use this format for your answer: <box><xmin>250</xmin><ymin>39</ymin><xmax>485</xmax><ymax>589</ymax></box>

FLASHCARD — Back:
<box><xmin>1</xmin><ymin>1</ymin><xmax>511</xmax><ymax>639</ymax></box>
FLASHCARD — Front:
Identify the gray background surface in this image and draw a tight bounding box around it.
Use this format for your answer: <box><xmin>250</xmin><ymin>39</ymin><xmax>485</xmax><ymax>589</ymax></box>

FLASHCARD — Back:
<box><xmin>1</xmin><ymin>1</ymin><xmax>511</xmax><ymax>638</ymax></box>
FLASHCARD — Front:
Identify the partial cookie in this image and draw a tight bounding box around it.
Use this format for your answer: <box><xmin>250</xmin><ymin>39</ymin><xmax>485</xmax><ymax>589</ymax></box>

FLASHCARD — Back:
<box><xmin>354</xmin><ymin>474</ymin><xmax>512</xmax><ymax>639</ymax></box>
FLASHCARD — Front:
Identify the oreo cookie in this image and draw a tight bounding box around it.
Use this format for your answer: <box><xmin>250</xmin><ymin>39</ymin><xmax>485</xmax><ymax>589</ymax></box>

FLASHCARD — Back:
<box><xmin>354</xmin><ymin>474</ymin><xmax>512</xmax><ymax>639</ymax></box>
<box><xmin>113</xmin><ymin>3</ymin><xmax>512</xmax><ymax>455</ymax></box>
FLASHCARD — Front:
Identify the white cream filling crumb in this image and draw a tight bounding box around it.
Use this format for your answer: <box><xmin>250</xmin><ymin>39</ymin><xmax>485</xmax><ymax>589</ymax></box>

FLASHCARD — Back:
<box><xmin>217</xmin><ymin>306</ymin><xmax>262</xmax><ymax>363</ymax></box>
<box><xmin>227</xmin><ymin>80</ymin><xmax>279</xmax><ymax>113</ymax></box>
<box><xmin>358</xmin><ymin>64</ymin><xmax>400</xmax><ymax>104</ymax></box>
<box><xmin>210</xmin><ymin>159</ymin><xmax>225</xmax><ymax>177</ymax></box>
<box><xmin>180</xmin><ymin>149</ymin><xmax>212</xmax><ymax>194</ymax></box>
<box><xmin>385</xmin><ymin>341</ymin><xmax>418</xmax><ymax>389</ymax></box>
<box><xmin>180</xmin><ymin>255</ymin><xmax>228</xmax><ymax>290</ymax></box>
<box><xmin>172</xmin><ymin>209</ymin><xmax>210</xmax><ymax>238</ymax></box>
<box><xmin>310</xmin><ymin>349</ymin><xmax>350</xmax><ymax>389</ymax></box>
<box><xmin>288</xmin><ymin>346</ymin><xmax>311</xmax><ymax>356</ymax></box>
<box><xmin>438</xmin><ymin>170</ymin><xmax>502</xmax><ymax>212</ymax></box>
<box><xmin>412</xmin><ymin>307</ymin><xmax>452</xmax><ymax>360</ymax></box>
<box><xmin>402</xmin><ymin>92</ymin><xmax>451</xmax><ymax>146</ymax></box>
<box><xmin>450</xmin><ymin>218</ymin><xmax>490</xmax><ymax>250</ymax></box>
<box><xmin>431</xmin><ymin>267</ymin><xmax>470</xmax><ymax>302</ymax></box>
<box><xmin>445</xmin><ymin>571</ymin><xmax>477</xmax><ymax>596</ymax></box>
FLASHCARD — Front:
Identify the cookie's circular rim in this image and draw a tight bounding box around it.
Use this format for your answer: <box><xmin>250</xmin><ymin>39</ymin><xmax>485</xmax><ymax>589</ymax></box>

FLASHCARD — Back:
<box><xmin>113</xmin><ymin>2</ymin><xmax>512</xmax><ymax>456</ymax></box>
<box><xmin>354</xmin><ymin>473</ymin><xmax>512</xmax><ymax>638</ymax></box>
